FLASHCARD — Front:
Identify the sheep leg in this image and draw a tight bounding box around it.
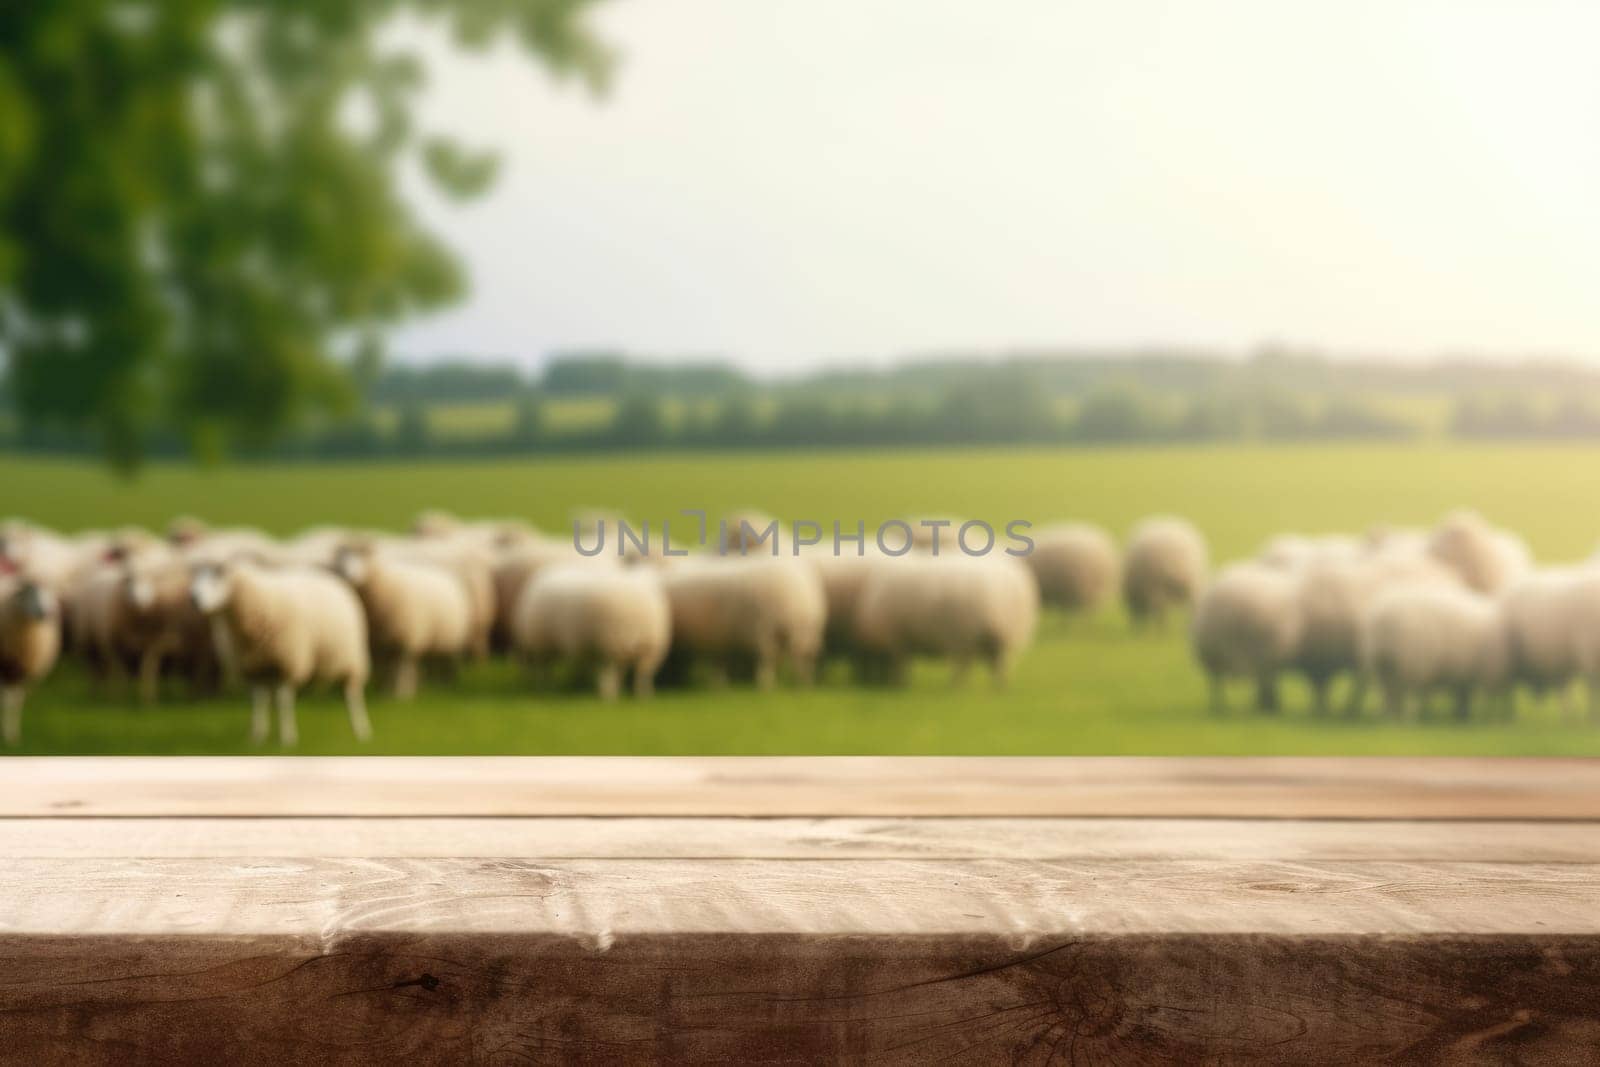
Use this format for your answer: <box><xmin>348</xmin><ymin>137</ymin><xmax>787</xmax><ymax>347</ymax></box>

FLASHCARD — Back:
<box><xmin>1559</xmin><ymin>681</ymin><xmax>1578</xmax><ymax>723</ymax></box>
<box><xmin>393</xmin><ymin>656</ymin><xmax>419</xmax><ymax>700</ymax></box>
<box><xmin>950</xmin><ymin>655</ymin><xmax>972</xmax><ymax>688</ymax></box>
<box><xmin>345</xmin><ymin>682</ymin><xmax>372</xmax><ymax>743</ymax></box>
<box><xmin>1208</xmin><ymin>675</ymin><xmax>1227</xmax><ymax>716</ymax></box>
<box><xmin>596</xmin><ymin>662</ymin><xmax>622</xmax><ymax>701</ymax></box>
<box><xmin>1</xmin><ymin>687</ymin><xmax>22</xmax><ymax>747</ymax></box>
<box><xmin>249</xmin><ymin>686</ymin><xmax>271</xmax><ymax>746</ymax></box>
<box><xmin>275</xmin><ymin>685</ymin><xmax>298</xmax><ymax>748</ymax></box>
<box><xmin>1587</xmin><ymin>675</ymin><xmax>1600</xmax><ymax>724</ymax></box>
<box><xmin>1452</xmin><ymin>684</ymin><xmax>1473</xmax><ymax>722</ymax></box>
<box><xmin>1254</xmin><ymin>672</ymin><xmax>1280</xmax><ymax>715</ymax></box>
<box><xmin>633</xmin><ymin>657</ymin><xmax>660</xmax><ymax>699</ymax></box>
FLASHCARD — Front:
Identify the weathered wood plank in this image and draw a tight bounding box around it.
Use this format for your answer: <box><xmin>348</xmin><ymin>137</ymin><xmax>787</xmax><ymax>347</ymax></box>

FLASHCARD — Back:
<box><xmin>2</xmin><ymin>816</ymin><xmax>1598</xmax><ymax>861</ymax></box>
<box><xmin>0</xmin><ymin>932</ymin><xmax>1596</xmax><ymax>1063</ymax></box>
<box><xmin>4</xmin><ymin>857</ymin><xmax>1598</xmax><ymax>936</ymax></box>
<box><xmin>4</xmin><ymin>756</ymin><xmax>1600</xmax><ymax>817</ymax></box>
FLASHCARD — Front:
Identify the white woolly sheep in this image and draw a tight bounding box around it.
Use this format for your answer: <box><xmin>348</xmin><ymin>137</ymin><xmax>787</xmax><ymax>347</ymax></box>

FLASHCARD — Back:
<box><xmin>333</xmin><ymin>542</ymin><xmax>473</xmax><ymax>698</ymax></box>
<box><xmin>511</xmin><ymin>565</ymin><xmax>671</xmax><ymax>698</ymax></box>
<box><xmin>1501</xmin><ymin>567</ymin><xmax>1600</xmax><ymax>720</ymax></box>
<box><xmin>0</xmin><ymin>572</ymin><xmax>62</xmax><ymax>746</ymax></box>
<box><xmin>1292</xmin><ymin>548</ymin><xmax>1460</xmax><ymax>715</ymax></box>
<box><xmin>1428</xmin><ymin>510</ymin><xmax>1532</xmax><ymax>594</ymax></box>
<box><xmin>1025</xmin><ymin>523</ymin><xmax>1120</xmax><ymax>614</ymax></box>
<box><xmin>660</xmin><ymin>558</ymin><xmax>827</xmax><ymax>688</ymax></box>
<box><xmin>1191</xmin><ymin>563</ymin><xmax>1303</xmax><ymax>714</ymax></box>
<box><xmin>490</xmin><ymin>538</ymin><xmax>617</xmax><ymax>649</ymax></box>
<box><xmin>852</xmin><ymin>555</ymin><xmax>1039</xmax><ymax>687</ymax></box>
<box><xmin>1359</xmin><ymin>583</ymin><xmax>1509</xmax><ymax>720</ymax></box>
<box><xmin>396</xmin><ymin>535</ymin><xmax>497</xmax><ymax>659</ymax></box>
<box><xmin>190</xmin><ymin>561</ymin><xmax>371</xmax><ymax>746</ymax></box>
<box><xmin>1123</xmin><ymin>517</ymin><xmax>1209</xmax><ymax>627</ymax></box>
<box><xmin>69</xmin><ymin>552</ymin><xmax>218</xmax><ymax>703</ymax></box>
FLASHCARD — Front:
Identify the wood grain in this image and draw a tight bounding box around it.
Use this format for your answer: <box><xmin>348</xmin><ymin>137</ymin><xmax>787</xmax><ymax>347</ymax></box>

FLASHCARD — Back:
<box><xmin>5</xmin><ymin>755</ymin><xmax>1600</xmax><ymax>817</ymax></box>
<box><xmin>1</xmin><ymin>757</ymin><xmax>1597</xmax><ymax>1062</ymax></box>
<box><xmin>0</xmin><ymin>932</ymin><xmax>1597</xmax><ymax>1063</ymax></box>
<box><xmin>4</xmin><ymin>857</ymin><xmax>1598</xmax><ymax>937</ymax></box>
<box><xmin>3</xmin><ymin>815</ymin><xmax>1599</xmax><ymax>861</ymax></box>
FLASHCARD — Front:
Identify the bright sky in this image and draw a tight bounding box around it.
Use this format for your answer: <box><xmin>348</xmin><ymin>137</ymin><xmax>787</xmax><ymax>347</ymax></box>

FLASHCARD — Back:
<box><xmin>394</xmin><ymin>1</ymin><xmax>1600</xmax><ymax>372</ymax></box>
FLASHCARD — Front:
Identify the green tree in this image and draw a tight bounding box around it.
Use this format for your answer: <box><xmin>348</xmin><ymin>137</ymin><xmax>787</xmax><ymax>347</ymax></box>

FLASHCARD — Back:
<box><xmin>0</xmin><ymin>3</ymin><xmax>610</xmax><ymax>471</ymax></box>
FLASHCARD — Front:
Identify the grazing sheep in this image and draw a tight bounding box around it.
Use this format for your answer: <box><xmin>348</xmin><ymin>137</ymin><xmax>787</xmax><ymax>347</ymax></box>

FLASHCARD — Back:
<box><xmin>1191</xmin><ymin>563</ymin><xmax>1303</xmax><ymax>714</ymax></box>
<box><xmin>511</xmin><ymin>565</ymin><xmax>671</xmax><ymax>698</ymax></box>
<box><xmin>1123</xmin><ymin>517</ymin><xmax>1209</xmax><ymax>627</ymax></box>
<box><xmin>333</xmin><ymin>542</ymin><xmax>473</xmax><ymax>698</ymax></box>
<box><xmin>490</xmin><ymin>538</ymin><xmax>617</xmax><ymax>650</ymax></box>
<box><xmin>397</xmin><ymin>535</ymin><xmax>497</xmax><ymax>659</ymax></box>
<box><xmin>1359</xmin><ymin>583</ymin><xmax>1510</xmax><ymax>720</ymax></box>
<box><xmin>1025</xmin><ymin>523</ymin><xmax>1120</xmax><ymax>614</ymax></box>
<box><xmin>190</xmin><ymin>561</ymin><xmax>372</xmax><ymax>745</ymax></box>
<box><xmin>1428</xmin><ymin>510</ymin><xmax>1532</xmax><ymax>594</ymax></box>
<box><xmin>1292</xmin><ymin>549</ymin><xmax>1460</xmax><ymax>715</ymax></box>
<box><xmin>660</xmin><ymin>558</ymin><xmax>827</xmax><ymax>688</ymax></box>
<box><xmin>68</xmin><ymin>553</ymin><xmax>218</xmax><ymax>703</ymax></box>
<box><xmin>1501</xmin><ymin>568</ymin><xmax>1600</xmax><ymax>720</ymax></box>
<box><xmin>802</xmin><ymin>546</ymin><xmax>897</xmax><ymax>664</ymax></box>
<box><xmin>852</xmin><ymin>555</ymin><xmax>1039</xmax><ymax>687</ymax></box>
<box><xmin>0</xmin><ymin>571</ymin><xmax>62</xmax><ymax>746</ymax></box>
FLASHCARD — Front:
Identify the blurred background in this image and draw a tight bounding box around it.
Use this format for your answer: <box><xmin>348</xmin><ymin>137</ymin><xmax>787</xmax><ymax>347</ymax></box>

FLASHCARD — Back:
<box><xmin>4</xmin><ymin>1</ymin><xmax>1600</xmax><ymax>756</ymax></box>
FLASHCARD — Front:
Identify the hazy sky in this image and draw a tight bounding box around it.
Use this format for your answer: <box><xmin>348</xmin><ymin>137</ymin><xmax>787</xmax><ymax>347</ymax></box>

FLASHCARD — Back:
<box><xmin>395</xmin><ymin>1</ymin><xmax>1600</xmax><ymax>372</ymax></box>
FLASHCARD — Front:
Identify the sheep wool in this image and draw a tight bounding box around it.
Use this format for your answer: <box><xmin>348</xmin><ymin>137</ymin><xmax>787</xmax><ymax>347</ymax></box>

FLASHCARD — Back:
<box><xmin>1123</xmin><ymin>517</ymin><xmax>1209</xmax><ymax>626</ymax></box>
<box><xmin>852</xmin><ymin>555</ymin><xmax>1039</xmax><ymax>687</ymax></box>
<box><xmin>1025</xmin><ymin>523</ymin><xmax>1120</xmax><ymax>613</ymax></box>
<box><xmin>190</xmin><ymin>562</ymin><xmax>371</xmax><ymax>746</ymax></box>
<box><xmin>1191</xmin><ymin>562</ymin><xmax>1303</xmax><ymax>714</ymax></box>
<box><xmin>0</xmin><ymin>574</ymin><xmax>62</xmax><ymax>745</ymax></box>
<box><xmin>512</xmin><ymin>565</ymin><xmax>672</xmax><ymax>698</ymax></box>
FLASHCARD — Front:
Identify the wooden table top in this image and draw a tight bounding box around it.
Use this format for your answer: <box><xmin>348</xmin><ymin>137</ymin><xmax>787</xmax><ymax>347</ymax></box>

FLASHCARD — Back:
<box><xmin>1</xmin><ymin>757</ymin><xmax>1596</xmax><ymax>1063</ymax></box>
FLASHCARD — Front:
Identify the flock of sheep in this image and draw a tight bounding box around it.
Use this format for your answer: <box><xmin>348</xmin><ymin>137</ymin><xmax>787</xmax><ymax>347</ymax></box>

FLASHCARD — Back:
<box><xmin>0</xmin><ymin>505</ymin><xmax>1589</xmax><ymax>747</ymax></box>
<box><xmin>1193</xmin><ymin>510</ymin><xmax>1600</xmax><ymax>722</ymax></box>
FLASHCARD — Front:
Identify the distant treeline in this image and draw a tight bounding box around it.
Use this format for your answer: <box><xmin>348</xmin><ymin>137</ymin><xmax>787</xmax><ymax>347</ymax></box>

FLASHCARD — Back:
<box><xmin>8</xmin><ymin>347</ymin><xmax>1600</xmax><ymax>459</ymax></box>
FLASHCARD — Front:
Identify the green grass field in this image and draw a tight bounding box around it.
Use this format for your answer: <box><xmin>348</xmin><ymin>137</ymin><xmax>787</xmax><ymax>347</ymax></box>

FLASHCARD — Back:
<box><xmin>6</xmin><ymin>443</ymin><xmax>1600</xmax><ymax>755</ymax></box>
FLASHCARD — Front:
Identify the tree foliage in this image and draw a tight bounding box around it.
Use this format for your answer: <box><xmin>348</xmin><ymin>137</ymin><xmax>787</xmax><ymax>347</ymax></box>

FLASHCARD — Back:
<box><xmin>0</xmin><ymin>1</ymin><xmax>610</xmax><ymax>471</ymax></box>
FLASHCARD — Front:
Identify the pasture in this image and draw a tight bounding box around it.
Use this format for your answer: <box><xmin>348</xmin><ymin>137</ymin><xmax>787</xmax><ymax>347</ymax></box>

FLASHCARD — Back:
<box><xmin>6</xmin><ymin>443</ymin><xmax>1600</xmax><ymax>755</ymax></box>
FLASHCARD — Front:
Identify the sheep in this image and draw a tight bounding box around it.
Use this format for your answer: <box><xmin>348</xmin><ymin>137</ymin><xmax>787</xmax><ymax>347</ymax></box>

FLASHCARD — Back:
<box><xmin>1025</xmin><ymin>523</ymin><xmax>1120</xmax><ymax>614</ymax></box>
<box><xmin>1292</xmin><ymin>548</ymin><xmax>1460</xmax><ymax>715</ymax></box>
<box><xmin>1501</xmin><ymin>568</ymin><xmax>1600</xmax><ymax>721</ymax></box>
<box><xmin>1428</xmin><ymin>510</ymin><xmax>1532</xmax><ymax>594</ymax></box>
<box><xmin>660</xmin><ymin>557</ymin><xmax>827</xmax><ymax>688</ymax></box>
<box><xmin>396</xmin><ymin>534</ymin><xmax>497</xmax><ymax>659</ymax></box>
<box><xmin>333</xmin><ymin>542</ymin><xmax>473</xmax><ymax>699</ymax></box>
<box><xmin>67</xmin><ymin>551</ymin><xmax>218</xmax><ymax>703</ymax></box>
<box><xmin>802</xmin><ymin>546</ymin><xmax>898</xmax><ymax>664</ymax></box>
<box><xmin>511</xmin><ymin>565</ymin><xmax>671</xmax><ymax>698</ymax></box>
<box><xmin>490</xmin><ymin>538</ymin><xmax>617</xmax><ymax>650</ymax></box>
<box><xmin>1123</xmin><ymin>517</ymin><xmax>1209</xmax><ymax>627</ymax></box>
<box><xmin>167</xmin><ymin>518</ymin><xmax>283</xmax><ymax>566</ymax></box>
<box><xmin>190</xmin><ymin>561</ymin><xmax>371</xmax><ymax>745</ymax></box>
<box><xmin>1191</xmin><ymin>563</ymin><xmax>1303</xmax><ymax>714</ymax></box>
<box><xmin>1359</xmin><ymin>583</ymin><xmax>1510</xmax><ymax>720</ymax></box>
<box><xmin>852</xmin><ymin>555</ymin><xmax>1038</xmax><ymax>687</ymax></box>
<box><xmin>0</xmin><ymin>571</ymin><xmax>62</xmax><ymax>746</ymax></box>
